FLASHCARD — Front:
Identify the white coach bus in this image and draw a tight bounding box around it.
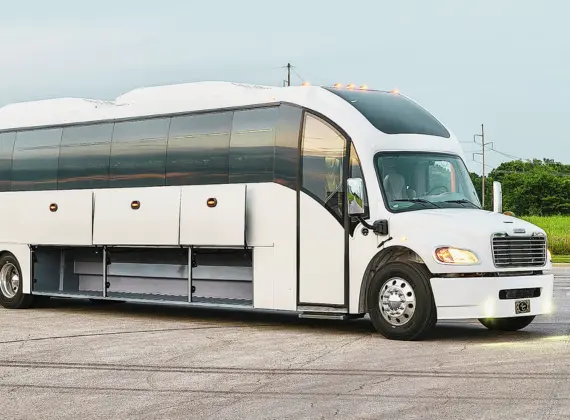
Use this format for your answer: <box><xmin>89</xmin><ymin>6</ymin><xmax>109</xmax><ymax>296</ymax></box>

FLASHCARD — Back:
<box><xmin>0</xmin><ymin>81</ymin><xmax>554</xmax><ymax>340</ymax></box>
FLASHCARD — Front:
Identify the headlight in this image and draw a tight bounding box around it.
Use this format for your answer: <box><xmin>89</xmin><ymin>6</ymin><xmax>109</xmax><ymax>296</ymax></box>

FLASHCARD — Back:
<box><xmin>435</xmin><ymin>247</ymin><xmax>479</xmax><ymax>264</ymax></box>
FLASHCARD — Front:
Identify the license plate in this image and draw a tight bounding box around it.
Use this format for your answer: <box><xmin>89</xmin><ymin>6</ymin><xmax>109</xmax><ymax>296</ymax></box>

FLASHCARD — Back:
<box><xmin>515</xmin><ymin>299</ymin><xmax>531</xmax><ymax>314</ymax></box>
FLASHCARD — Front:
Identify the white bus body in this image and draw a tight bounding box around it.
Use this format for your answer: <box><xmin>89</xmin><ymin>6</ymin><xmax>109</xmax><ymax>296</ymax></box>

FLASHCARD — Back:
<box><xmin>0</xmin><ymin>81</ymin><xmax>554</xmax><ymax>340</ymax></box>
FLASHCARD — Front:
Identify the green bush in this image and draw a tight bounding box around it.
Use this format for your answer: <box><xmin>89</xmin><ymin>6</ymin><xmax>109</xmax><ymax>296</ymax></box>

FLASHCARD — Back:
<box><xmin>522</xmin><ymin>215</ymin><xmax>570</xmax><ymax>256</ymax></box>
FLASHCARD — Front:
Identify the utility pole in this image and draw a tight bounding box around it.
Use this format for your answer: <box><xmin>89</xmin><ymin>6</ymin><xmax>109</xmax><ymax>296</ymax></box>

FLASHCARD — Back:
<box><xmin>279</xmin><ymin>62</ymin><xmax>307</xmax><ymax>86</ymax></box>
<box><xmin>472</xmin><ymin>124</ymin><xmax>493</xmax><ymax>208</ymax></box>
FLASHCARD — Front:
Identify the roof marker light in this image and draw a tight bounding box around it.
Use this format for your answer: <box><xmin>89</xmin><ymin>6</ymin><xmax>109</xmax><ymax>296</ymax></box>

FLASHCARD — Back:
<box><xmin>333</xmin><ymin>83</ymin><xmax>343</xmax><ymax>88</ymax></box>
<box><xmin>302</xmin><ymin>81</ymin><xmax>310</xmax><ymax>86</ymax></box>
<box><xmin>359</xmin><ymin>85</ymin><xmax>368</xmax><ymax>90</ymax></box>
<box><xmin>391</xmin><ymin>88</ymin><xmax>400</xmax><ymax>94</ymax></box>
<box><xmin>347</xmin><ymin>84</ymin><xmax>355</xmax><ymax>89</ymax></box>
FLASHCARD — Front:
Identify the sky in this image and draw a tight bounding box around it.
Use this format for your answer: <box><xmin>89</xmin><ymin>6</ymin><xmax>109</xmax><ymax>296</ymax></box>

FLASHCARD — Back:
<box><xmin>1</xmin><ymin>0</ymin><xmax>568</xmax><ymax>174</ymax></box>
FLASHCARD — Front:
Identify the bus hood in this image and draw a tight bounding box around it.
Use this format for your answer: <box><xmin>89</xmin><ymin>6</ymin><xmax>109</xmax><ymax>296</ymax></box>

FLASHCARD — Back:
<box><xmin>383</xmin><ymin>208</ymin><xmax>548</xmax><ymax>273</ymax></box>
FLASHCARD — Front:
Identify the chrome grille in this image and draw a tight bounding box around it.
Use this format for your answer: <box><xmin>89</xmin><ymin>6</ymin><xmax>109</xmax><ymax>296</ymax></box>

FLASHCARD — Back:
<box><xmin>492</xmin><ymin>234</ymin><xmax>547</xmax><ymax>268</ymax></box>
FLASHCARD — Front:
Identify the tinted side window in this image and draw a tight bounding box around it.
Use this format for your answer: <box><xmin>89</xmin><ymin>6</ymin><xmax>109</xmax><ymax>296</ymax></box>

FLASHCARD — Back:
<box><xmin>0</xmin><ymin>132</ymin><xmax>15</xmax><ymax>191</ymax></box>
<box><xmin>110</xmin><ymin>118</ymin><xmax>170</xmax><ymax>188</ymax></box>
<box><xmin>166</xmin><ymin>112</ymin><xmax>233</xmax><ymax>185</ymax></box>
<box><xmin>229</xmin><ymin>107</ymin><xmax>278</xmax><ymax>184</ymax></box>
<box><xmin>301</xmin><ymin>113</ymin><xmax>347</xmax><ymax>221</ymax></box>
<box><xmin>274</xmin><ymin>105</ymin><xmax>302</xmax><ymax>189</ymax></box>
<box><xmin>58</xmin><ymin>123</ymin><xmax>113</xmax><ymax>190</ymax></box>
<box><xmin>11</xmin><ymin>128</ymin><xmax>62</xmax><ymax>191</ymax></box>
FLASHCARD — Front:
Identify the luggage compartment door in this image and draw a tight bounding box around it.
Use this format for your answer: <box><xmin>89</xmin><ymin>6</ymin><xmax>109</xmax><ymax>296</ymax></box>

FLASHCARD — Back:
<box><xmin>93</xmin><ymin>186</ymin><xmax>181</xmax><ymax>246</ymax></box>
<box><xmin>179</xmin><ymin>184</ymin><xmax>246</xmax><ymax>247</ymax></box>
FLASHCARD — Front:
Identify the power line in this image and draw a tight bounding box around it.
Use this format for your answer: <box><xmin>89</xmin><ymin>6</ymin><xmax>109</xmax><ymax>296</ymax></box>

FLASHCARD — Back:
<box><xmin>470</xmin><ymin>158</ymin><xmax>495</xmax><ymax>171</ymax></box>
<box><xmin>292</xmin><ymin>68</ymin><xmax>306</xmax><ymax>84</ymax></box>
<box><xmin>488</xmin><ymin>147</ymin><xmax>524</xmax><ymax>162</ymax></box>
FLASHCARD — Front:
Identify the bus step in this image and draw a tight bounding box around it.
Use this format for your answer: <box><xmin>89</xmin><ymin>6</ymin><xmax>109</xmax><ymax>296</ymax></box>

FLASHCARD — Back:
<box><xmin>298</xmin><ymin>312</ymin><xmax>352</xmax><ymax>321</ymax></box>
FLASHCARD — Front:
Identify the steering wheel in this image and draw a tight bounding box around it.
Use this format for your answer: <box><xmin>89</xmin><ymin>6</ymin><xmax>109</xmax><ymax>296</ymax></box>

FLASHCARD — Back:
<box><xmin>427</xmin><ymin>185</ymin><xmax>449</xmax><ymax>195</ymax></box>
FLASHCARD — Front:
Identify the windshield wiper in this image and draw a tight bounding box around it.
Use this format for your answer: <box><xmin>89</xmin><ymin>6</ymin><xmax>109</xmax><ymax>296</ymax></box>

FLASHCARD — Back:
<box><xmin>392</xmin><ymin>198</ymin><xmax>441</xmax><ymax>208</ymax></box>
<box><xmin>442</xmin><ymin>199</ymin><xmax>480</xmax><ymax>208</ymax></box>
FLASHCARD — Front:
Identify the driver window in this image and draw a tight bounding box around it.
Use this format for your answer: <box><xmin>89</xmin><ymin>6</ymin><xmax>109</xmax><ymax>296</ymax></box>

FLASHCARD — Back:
<box><xmin>301</xmin><ymin>113</ymin><xmax>346</xmax><ymax>220</ymax></box>
<box><xmin>427</xmin><ymin>160</ymin><xmax>454</xmax><ymax>194</ymax></box>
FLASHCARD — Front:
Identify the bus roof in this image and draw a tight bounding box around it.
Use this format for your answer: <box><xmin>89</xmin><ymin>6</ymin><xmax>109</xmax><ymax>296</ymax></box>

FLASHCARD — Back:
<box><xmin>0</xmin><ymin>81</ymin><xmax>315</xmax><ymax>132</ymax></box>
<box><xmin>0</xmin><ymin>81</ymin><xmax>462</xmax><ymax>161</ymax></box>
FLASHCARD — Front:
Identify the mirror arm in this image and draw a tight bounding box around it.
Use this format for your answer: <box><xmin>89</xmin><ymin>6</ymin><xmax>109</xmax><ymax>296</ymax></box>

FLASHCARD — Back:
<box><xmin>357</xmin><ymin>216</ymin><xmax>375</xmax><ymax>230</ymax></box>
<box><xmin>356</xmin><ymin>216</ymin><xmax>389</xmax><ymax>236</ymax></box>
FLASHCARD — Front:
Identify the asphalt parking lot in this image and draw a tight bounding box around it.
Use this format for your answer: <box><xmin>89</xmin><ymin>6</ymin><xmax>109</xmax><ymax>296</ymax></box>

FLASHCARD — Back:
<box><xmin>1</xmin><ymin>268</ymin><xmax>569</xmax><ymax>420</ymax></box>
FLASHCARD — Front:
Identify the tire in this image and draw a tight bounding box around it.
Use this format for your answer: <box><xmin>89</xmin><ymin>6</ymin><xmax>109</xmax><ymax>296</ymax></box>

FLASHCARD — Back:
<box><xmin>0</xmin><ymin>253</ymin><xmax>34</xmax><ymax>309</ymax></box>
<box><xmin>367</xmin><ymin>261</ymin><xmax>437</xmax><ymax>341</ymax></box>
<box><xmin>478</xmin><ymin>316</ymin><xmax>535</xmax><ymax>331</ymax></box>
<box><xmin>31</xmin><ymin>296</ymin><xmax>51</xmax><ymax>307</ymax></box>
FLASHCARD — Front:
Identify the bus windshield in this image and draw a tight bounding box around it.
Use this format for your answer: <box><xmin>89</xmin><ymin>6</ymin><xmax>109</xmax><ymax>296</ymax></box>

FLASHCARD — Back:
<box><xmin>376</xmin><ymin>152</ymin><xmax>481</xmax><ymax>212</ymax></box>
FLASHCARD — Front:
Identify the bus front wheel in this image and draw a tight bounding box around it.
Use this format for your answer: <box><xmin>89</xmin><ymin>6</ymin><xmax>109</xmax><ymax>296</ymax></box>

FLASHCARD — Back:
<box><xmin>367</xmin><ymin>261</ymin><xmax>437</xmax><ymax>341</ymax></box>
<box><xmin>0</xmin><ymin>253</ymin><xmax>34</xmax><ymax>310</ymax></box>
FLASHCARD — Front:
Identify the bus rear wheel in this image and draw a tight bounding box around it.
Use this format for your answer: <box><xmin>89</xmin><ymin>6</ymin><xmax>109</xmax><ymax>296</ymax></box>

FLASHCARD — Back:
<box><xmin>0</xmin><ymin>253</ymin><xmax>34</xmax><ymax>309</ymax></box>
<box><xmin>367</xmin><ymin>261</ymin><xmax>437</xmax><ymax>341</ymax></box>
<box><xmin>478</xmin><ymin>316</ymin><xmax>535</xmax><ymax>331</ymax></box>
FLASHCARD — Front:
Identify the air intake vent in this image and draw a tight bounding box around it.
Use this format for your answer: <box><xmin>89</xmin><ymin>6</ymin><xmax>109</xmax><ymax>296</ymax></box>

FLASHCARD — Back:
<box><xmin>491</xmin><ymin>234</ymin><xmax>547</xmax><ymax>268</ymax></box>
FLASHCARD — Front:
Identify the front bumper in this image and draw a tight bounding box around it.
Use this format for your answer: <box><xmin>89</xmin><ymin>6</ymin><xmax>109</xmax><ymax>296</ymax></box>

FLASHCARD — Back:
<box><xmin>430</xmin><ymin>273</ymin><xmax>554</xmax><ymax>320</ymax></box>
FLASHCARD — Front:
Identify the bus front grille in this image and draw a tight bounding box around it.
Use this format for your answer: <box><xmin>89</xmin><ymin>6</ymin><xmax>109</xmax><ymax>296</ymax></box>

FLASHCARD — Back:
<box><xmin>491</xmin><ymin>234</ymin><xmax>547</xmax><ymax>268</ymax></box>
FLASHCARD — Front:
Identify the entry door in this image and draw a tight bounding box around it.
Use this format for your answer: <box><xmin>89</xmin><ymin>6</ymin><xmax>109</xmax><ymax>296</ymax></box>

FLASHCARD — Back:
<box><xmin>298</xmin><ymin>113</ymin><xmax>347</xmax><ymax>306</ymax></box>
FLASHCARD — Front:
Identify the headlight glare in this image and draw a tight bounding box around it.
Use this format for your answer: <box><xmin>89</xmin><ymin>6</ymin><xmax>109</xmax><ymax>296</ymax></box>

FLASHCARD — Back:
<box><xmin>435</xmin><ymin>247</ymin><xmax>479</xmax><ymax>264</ymax></box>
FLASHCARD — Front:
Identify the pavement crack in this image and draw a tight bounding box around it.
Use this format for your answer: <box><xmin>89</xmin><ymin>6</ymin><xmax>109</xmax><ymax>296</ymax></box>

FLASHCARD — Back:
<box><xmin>348</xmin><ymin>377</ymin><xmax>392</xmax><ymax>393</ymax></box>
<box><xmin>296</xmin><ymin>334</ymin><xmax>371</xmax><ymax>369</ymax></box>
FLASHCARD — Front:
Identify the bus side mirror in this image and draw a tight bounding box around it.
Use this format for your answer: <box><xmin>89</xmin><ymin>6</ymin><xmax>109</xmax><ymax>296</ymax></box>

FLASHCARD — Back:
<box><xmin>493</xmin><ymin>181</ymin><xmax>502</xmax><ymax>213</ymax></box>
<box><xmin>347</xmin><ymin>178</ymin><xmax>365</xmax><ymax>216</ymax></box>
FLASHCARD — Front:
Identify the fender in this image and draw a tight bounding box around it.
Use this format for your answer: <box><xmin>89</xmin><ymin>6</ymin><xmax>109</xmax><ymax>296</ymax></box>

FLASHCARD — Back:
<box><xmin>358</xmin><ymin>244</ymin><xmax>433</xmax><ymax>313</ymax></box>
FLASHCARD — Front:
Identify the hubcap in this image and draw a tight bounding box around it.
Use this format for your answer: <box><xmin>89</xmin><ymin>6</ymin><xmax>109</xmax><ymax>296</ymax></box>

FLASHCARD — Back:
<box><xmin>379</xmin><ymin>277</ymin><xmax>416</xmax><ymax>326</ymax></box>
<box><xmin>0</xmin><ymin>263</ymin><xmax>20</xmax><ymax>299</ymax></box>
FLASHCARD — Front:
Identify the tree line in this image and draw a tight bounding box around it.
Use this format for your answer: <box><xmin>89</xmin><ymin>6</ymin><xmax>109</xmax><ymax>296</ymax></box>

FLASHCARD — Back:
<box><xmin>469</xmin><ymin>159</ymin><xmax>570</xmax><ymax>216</ymax></box>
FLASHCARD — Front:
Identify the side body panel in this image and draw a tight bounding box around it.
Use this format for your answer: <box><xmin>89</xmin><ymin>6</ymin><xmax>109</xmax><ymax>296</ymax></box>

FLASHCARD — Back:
<box><xmin>348</xmin><ymin>226</ymin><xmax>383</xmax><ymax>313</ymax></box>
<box><xmin>298</xmin><ymin>192</ymin><xmax>345</xmax><ymax>305</ymax></box>
<box><xmin>246</xmin><ymin>183</ymin><xmax>297</xmax><ymax>311</ymax></box>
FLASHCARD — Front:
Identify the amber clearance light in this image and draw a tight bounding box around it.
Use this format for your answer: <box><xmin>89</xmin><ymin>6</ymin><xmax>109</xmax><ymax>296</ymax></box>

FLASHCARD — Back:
<box><xmin>49</xmin><ymin>203</ymin><xmax>58</xmax><ymax>212</ymax></box>
<box><xmin>207</xmin><ymin>198</ymin><xmax>218</xmax><ymax>208</ymax></box>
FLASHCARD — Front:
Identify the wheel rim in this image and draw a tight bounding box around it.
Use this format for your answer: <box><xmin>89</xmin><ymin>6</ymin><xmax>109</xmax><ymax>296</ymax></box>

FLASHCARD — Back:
<box><xmin>379</xmin><ymin>277</ymin><xmax>416</xmax><ymax>326</ymax></box>
<box><xmin>0</xmin><ymin>263</ymin><xmax>20</xmax><ymax>299</ymax></box>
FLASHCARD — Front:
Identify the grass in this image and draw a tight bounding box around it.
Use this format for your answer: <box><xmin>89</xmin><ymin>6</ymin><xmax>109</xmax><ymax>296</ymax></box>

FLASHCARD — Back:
<box><xmin>521</xmin><ymin>215</ymin><xmax>570</xmax><ymax>260</ymax></box>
